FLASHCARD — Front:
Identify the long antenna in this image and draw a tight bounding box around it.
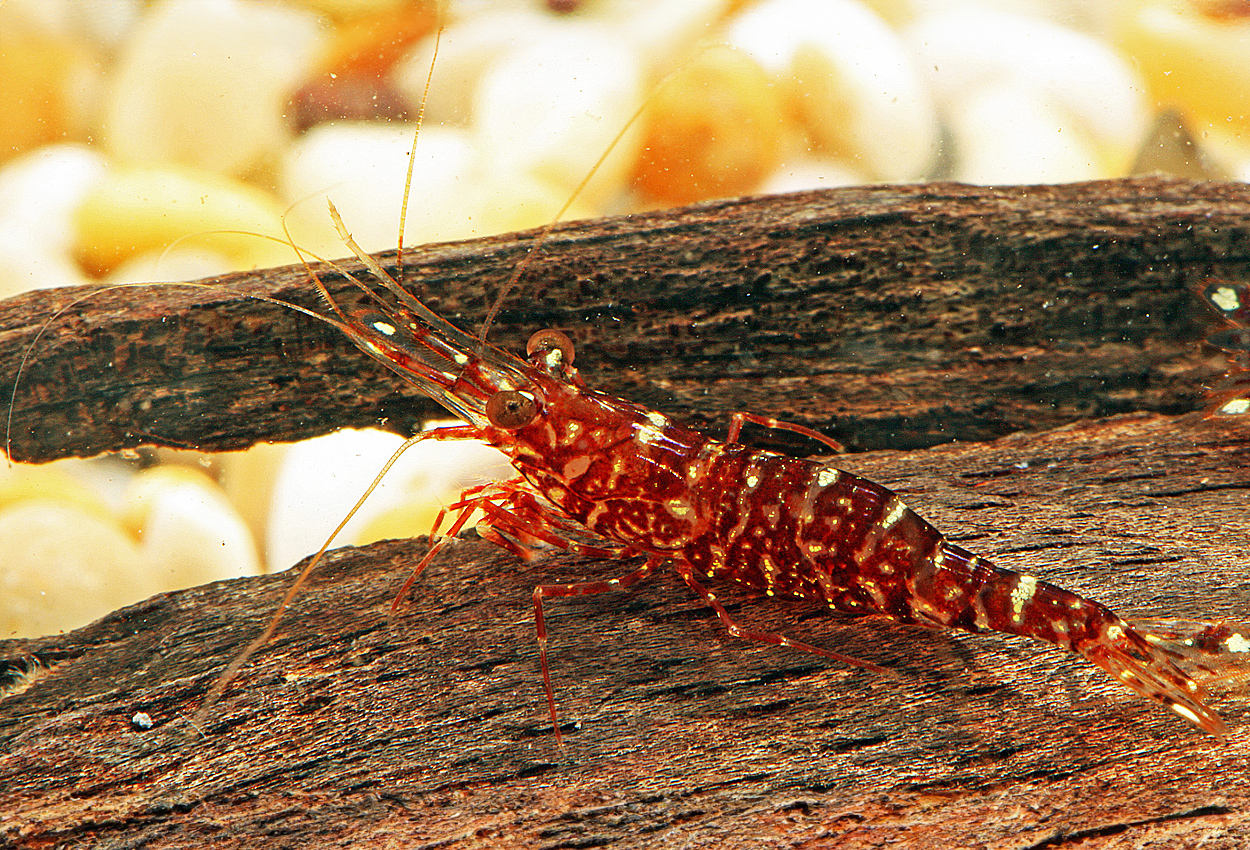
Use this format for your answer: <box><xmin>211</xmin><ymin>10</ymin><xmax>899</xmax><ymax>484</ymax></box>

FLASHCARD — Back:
<box><xmin>396</xmin><ymin>0</ymin><xmax>446</xmax><ymax>279</ymax></box>
<box><xmin>476</xmin><ymin>59</ymin><xmax>689</xmax><ymax>344</ymax></box>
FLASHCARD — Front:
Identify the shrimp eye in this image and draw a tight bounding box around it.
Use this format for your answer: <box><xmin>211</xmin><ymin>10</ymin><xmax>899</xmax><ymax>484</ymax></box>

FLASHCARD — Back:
<box><xmin>486</xmin><ymin>390</ymin><xmax>538</xmax><ymax>429</ymax></box>
<box><xmin>527</xmin><ymin>329</ymin><xmax>575</xmax><ymax>368</ymax></box>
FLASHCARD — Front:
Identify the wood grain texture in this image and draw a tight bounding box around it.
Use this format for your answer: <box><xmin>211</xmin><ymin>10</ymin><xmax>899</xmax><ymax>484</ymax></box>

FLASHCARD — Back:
<box><xmin>0</xmin><ymin>412</ymin><xmax>1245</xmax><ymax>845</ymax></box>
<box><xmin>2</xmin><ymin>413</ymin><xmax>1248</xmax><ymax>849</ymax></box>
<box><xmin>1</xmin><ymin>180</ymin><xmax>1249</xmax><ymax>848</ymax></box>
<box><xmin>3</xmin><ymin>178</ymin><xmax>1249</xmax><ymax>461</ymax></box>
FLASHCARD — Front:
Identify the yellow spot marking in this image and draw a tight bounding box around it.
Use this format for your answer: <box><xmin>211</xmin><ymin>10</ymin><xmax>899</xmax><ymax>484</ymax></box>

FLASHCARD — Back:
<box><xmin>667</xmin><ymin>499</ymin><xmax>693</xmax><ymax>519</ymax></box>
<box><xmin>1010</xmin><ymin>575</ymin><xmax>1038</xmax><ymax>624</ymax></box>
<box><xmin>817</xmin><ymin>467</ymin><xmax>840</xmax><ymax>487</ymax></box>
<box><xmin>745</xmin><ymin>473</ymin><xmax>760</xmax><ymax>489</ymax></box>
<box><xmin>565</xmin><ymin>421</ymin><xmax>583</xmax><ymax>440</ymax></box>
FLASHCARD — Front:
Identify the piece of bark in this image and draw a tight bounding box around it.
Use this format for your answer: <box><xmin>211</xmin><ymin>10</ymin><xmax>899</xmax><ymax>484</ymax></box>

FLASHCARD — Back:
<box><xmin>3</xmin><ymin>177</ymin><xmax>1249</xmax><ymax>462</ymax></box>
<box><xmin>2</xmin><ymin>412</ymin><xmax>1248</xmax><ymax>849</ymax></box>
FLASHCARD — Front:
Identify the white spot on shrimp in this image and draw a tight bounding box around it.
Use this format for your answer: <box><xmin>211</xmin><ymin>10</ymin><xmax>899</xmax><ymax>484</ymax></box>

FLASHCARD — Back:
<box><xmin>1219</xmin><ymin>397</ymin><xmax>1250</xmax><ymax>415</ymax></box>
<box><xmin>646</xmin><ymin>411</ymin><xmax>669</xmax><ymax>429</ymax></box>
<box><xmin>817</xmin><ymin>466</ymin><xmax>840</xmax><ymax>487</ymax></box>
<box><xmin>637</xmin><ymin>424</ymin><xmax>664</xmax><ymax>445</ymax></box>
<box><xmin>371</xmin><ymin>320</ymin><xmax>397</xmax><ymax>336</ymax></box>
<box><xmin>1210</xmin><ymin>284</ymin><xmax>1241</xmax><ymax>313</ymax></box>
<box><xmin>880</xmin><ymin>497</ymin><xmax>908</xmax><ymax>531</ymax></box>
<box><xmin>1225</xmin><ymin>632</ymin><xmax>1250</xmax><ymax>654</ymax></box>
<box><xmin>860</xmin><ymin>578</ymin><xmax>887</xmax><ymax>608</ymax></box>
<box><xmin>1170</xmin><ymin>704</ymin><xmax>1204</xmax><ymax>726</ymax></box>
<box><xmin>745</xmin><ymin>472</ymin><xmax>760</xmax><ymax>489</ymax></box>
<box><xmin>452</xmin><ymin>352</ymin><xmax>469</xmax><ymax>365</ymax></box>
<box><xmin>1010</xmin><ymin>575</ymin><xmax>1038</xmax><ymax>623</ymax></box>
<box><xmin>1106</xmin><ymin>624</ymin><xmax>1125</xmax><ymax>641</ymax></box>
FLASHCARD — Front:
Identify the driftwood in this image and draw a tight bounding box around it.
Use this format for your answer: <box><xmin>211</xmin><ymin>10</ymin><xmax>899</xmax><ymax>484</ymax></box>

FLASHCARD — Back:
<box><xmin>2</xmin><ymin>413</ymin><xmax>1248</xmax><ymax>849</ymax></box>
<box><xmin>1</xmin><ymin>179</ymin><xmax>1250</xmax><ymax>848</ymax></box>
<box><xmin>2</xmin><ymin>177</ymin><xmax>1250</xmax><ymax>460</ymax></box>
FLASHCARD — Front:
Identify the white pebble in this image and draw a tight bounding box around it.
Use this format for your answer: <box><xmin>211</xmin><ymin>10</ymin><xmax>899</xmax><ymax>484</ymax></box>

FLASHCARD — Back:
<box><xmin>724</xmin><ymin>0</ymin><xmax>939</xmax><ymax>181</ymax></box>
<box><xmin>759</xmin><ymin>156</ymin><xmax>866</xmax><ymax>195</ymax></box>
<box><xmin>265</xmin><ymin>427</ymin><xmax>514</xmax><ymax>573</ymax></box>
<box><xmin>595</xmin><ymin>0</ymin><xmax>727</xmax><ymax>69</ymax></box>
<box><xmin>0</xmin><ymin>144</ymin><xmax>105</xmax><ymax>295</ymax></box>
<box><xmin>0</xmin><ymin>501</ymin><xmax>148</xmax><ymax>638</ymax></box>
<box><xmin>474</xmin><ymin>24</ymin><xmax>644</xmax><ymax>208</ymax></box>
<box><xmin>105</xmin><ymin>247</ymin><xmax>235</xmax><ymax>286</ymax></box>
<box><xmin>103</xmin><ymin>0</ymin><xmax>322</xmax><ymax>176</ymax></box>
<box><xmin>393</xmin><ymin>9</ymin><xmax>561</xmax><ymax>129</ymax></box>
<box><xmin>124</xmin><ymin>466</ymin><xmax>261</xmax><ymax>590</ymax></box>
<box><xmin>281</xmin><ymin>121</ymin><xmax>481</xmax><ymax>257</ymax></box>
<box><xmin>947</xmin><ymin>81</ymin><xmax>1104</xmax><ymax>184</ymax></box>
<box><xmin>905</xmin><ymin>8</ymin><xmax>1149</xmax><ymax>182</ymax></box>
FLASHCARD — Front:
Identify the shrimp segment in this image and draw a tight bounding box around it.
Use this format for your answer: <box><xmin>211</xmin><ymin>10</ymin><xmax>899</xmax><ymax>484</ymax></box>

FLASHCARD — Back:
<box><xmin>307</xmin><ymin>237</ymin><xmax>1226</xmax><ymax>736</ymax></box>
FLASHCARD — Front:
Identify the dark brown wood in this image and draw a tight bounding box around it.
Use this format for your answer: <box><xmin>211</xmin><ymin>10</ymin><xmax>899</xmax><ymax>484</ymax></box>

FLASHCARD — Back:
<box><xmin>3</xmin><ymin>177</ymin><xmax>1250</xmax><ymax>462</ymax></box>
<box><xmin>2</xmin><ymin>412</ymin><xmax>1248</xmax><ymax>849</ymax></box>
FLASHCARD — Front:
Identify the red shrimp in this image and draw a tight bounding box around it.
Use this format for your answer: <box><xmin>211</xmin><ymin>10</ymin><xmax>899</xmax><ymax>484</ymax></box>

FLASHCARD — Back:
<box><xmin>202</xmin><ymin>9</ymin><xmax>1228</xmax><ymax>740</ymax></box>
<box><xmin>230</xmin><ymin>209</ymin><xmax>1226</xmax><ymax>740</ymax></box>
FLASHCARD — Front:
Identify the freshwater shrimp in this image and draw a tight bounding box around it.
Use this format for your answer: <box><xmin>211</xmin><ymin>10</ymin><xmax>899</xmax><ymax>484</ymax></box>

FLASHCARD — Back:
<box><xmin>198</xmin><ymin>7</ymin><xmax>1231</xmax><ymax>740</ymax></box>
<box><xmin>197</xmin><ymin>192</ymin><xmax>1225</xmax><ymax>740</ymax></box>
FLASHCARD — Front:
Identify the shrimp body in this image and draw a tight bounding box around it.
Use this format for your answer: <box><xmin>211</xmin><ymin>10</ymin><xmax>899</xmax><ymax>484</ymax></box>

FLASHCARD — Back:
<box><xmin>329</xmin><ymin>263</ymin><xmax>1224</xmax><ymax>736</ymax></box>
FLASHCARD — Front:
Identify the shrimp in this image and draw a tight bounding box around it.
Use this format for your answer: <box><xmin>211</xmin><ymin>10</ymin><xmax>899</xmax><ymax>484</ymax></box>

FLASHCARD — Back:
<box><xmin>198</xmin><ymin>6</ymin><xmax>1228</xmax><ymax>741</ymax></box>
<box><xmin>225</xmin><ymin>200</ymin><xmax>1225</xmax><ymax>740</ymax></box>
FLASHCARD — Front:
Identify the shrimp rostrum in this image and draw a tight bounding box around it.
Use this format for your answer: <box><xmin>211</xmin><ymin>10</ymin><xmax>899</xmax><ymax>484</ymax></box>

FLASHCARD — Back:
<box><xmin>291</xmin><ymin>231</ymin><xmax>1227</xmax><ymax>738</ymax></box>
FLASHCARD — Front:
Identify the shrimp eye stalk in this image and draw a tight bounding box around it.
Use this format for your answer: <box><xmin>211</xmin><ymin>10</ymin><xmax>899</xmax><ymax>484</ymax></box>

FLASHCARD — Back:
<box><xmin>487</xmin><ymin>390</ymin><xmax>539</xmax><ymax>429</ymax></box>
<box><xmin>527</xmin><ymin>329</ymin><xmax>576</xmax><ymax>371</ymax></box>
